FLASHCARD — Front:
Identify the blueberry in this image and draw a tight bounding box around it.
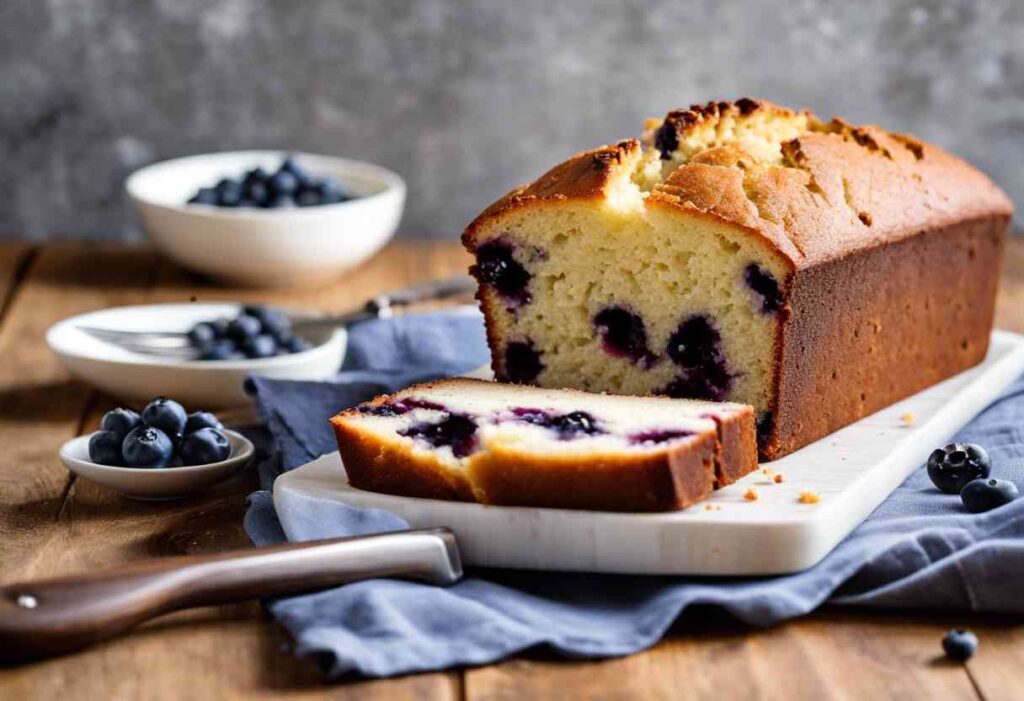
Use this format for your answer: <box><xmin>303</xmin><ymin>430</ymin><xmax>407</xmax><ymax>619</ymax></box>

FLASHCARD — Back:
<box><xmin>200</xmin><ymin>339</ymin><xmax>244</xmax><ymax>361</ymax></box>
<box><xmin>210</xmin><ymin>318</ymin><xmax>230</xmax><ymax>339</ymax></box>
<box><xmin>960</xmin><ymin>478</ymin><xmax>1019</xmax><ymax>513</ymax></box>
<box><xmin>268</xmin><ymin>170</ymin><xmax>299</xmax><ymax>196</ymax></box>
<box><xmin>743</xmin><ymin>264</ymin><xmax>783</xmax><ymax>314</ymax></box>
<box><xmin>180</xmin><ymin>427</ymin><xmax>232</xmax><ymax>466</ymax></box>
<box><xmin>942</xmin><ymin>629</ymin><xmax>978</xmax><ymax>661</ymax></box>
<box><xmin>503</xmin><ymin>340</ymin><xmax>544</xmax><ymax>384</ymax></box>
<box><xmin>226</xmin><ymin>314</ymin><xmax>262</xmax><ymax>343</ymax></box>
<box><xmin>472</xmin><ymin>239</ymin><xmax>532</xmax><ymax>307</ymax></box>
<box><xmin>122</xmin><ymin>425</ymin><xmax>174</xmax><ymax>468</ymax></box>
<box><xmin>88</xmin><ymin>430</ymin><xmax>125</xmax><ymax>466</ymax></box>
<box><xmin>629</xmin><ymin>429</ymin><xmax>694</xmax><ymax>445</ymax></box>
<box><xmin>399</xmin><ymin>413</ymin><xmax>479</xmax><ymax>458</ymax></box>
<box><xmin>241</xmin><ymin>334</ymin><xmax>278</xmax><ymax>359</ymax></box>
<box><xmin>654</xmin><ymin>120</ymin><xmax>679</xmax><ymax>160</ymax></box>
<box><xmin>927</xmin><ymin>443</ymin><xmax>991</xmax><ymax>494</ymax></box>
<box><xmin>243</xmin><ymin>305</ymin><xmax>290</xmax><ymax>338</ymax></box>
<box><xmin>140</xmin><ymin>397</ymin><xmax>187</xmax><ymax>444</ymax></box>
<box><xmin>188</xmin><ymin>187</ymin><xmax>217</xmax><ymax>205</ymax></box>
<box><xmin>187</xmin><ymin>322</ymin><xmax>218</xmax><ymax>349</ymax></box>
<box><xmin>215</xmin><ymin>182</ymin><xmax>242</xmax><ymax>207</ymax></box>
<box><xmin>185</xmin><ymin>410</ymin><xmax>222</xmax><ymax>434</ymax></box>
<box><xmin>593</xmin><ymin>306</ymin><xmax>657</xmax><ymax>367</ymax></box>
<box><xmin>280</xmin><ymin>156</ymin><xmax>305</xmax><ymax>179</ymax></box>
<box><xmin>316</xmin><ymin>179</ymin><xmax>348</xmax><ymax>204</ymax></box>
<box><xmin>262</xmin><ymin>193</ymin><xmax>296</xmax><ymax>209</ymax></box>
<box><xmin>245</xmin><ymin>181</ymin><xmax>270</xmax><ymax>206</ymax></box>
<box><xmin>99</xmin><ymin>407</ymin><xmax>141</xmax><ymax>440</ymax></box>
<box><xmin>243</xmin><ymin>167</ymin><xmax>268</xmax><ymax>186</ymax></box>
<box><xmin>278</xmin><ymin>335</ymin><xmax>311</xmax><ymax>353</ymax></box>
<box><xmin>662</xmin><ymin>314</ymin><xmax>734</xmax><ymax>401</ymax></box>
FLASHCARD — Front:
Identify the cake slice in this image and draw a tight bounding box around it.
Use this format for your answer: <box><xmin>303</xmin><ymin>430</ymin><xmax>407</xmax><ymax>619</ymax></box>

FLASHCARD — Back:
<box><xmin>330</xmin><ymin>378</ymin><xmax>757</xmax><ymax>512</ymax></box>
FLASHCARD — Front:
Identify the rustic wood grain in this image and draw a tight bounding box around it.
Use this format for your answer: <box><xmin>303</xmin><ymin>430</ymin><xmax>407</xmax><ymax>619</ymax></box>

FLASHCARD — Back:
<box><xmin>0</xmin><ymin>239</ymin><xmax>1021</xmax><ymax>699</ymax></box>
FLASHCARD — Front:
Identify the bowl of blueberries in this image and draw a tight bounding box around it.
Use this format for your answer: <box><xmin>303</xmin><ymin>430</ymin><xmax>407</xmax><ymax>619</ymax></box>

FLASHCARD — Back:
<box><xmin>126</xmin><ymin>151</ymin><xmax>405</xmax><ymax>287</ymax></box>
<box><xmin>59</xmin><ymin>398</ymin><xmax>254</xmax><ymax>500</ymax></box>
<box><xmin>47</xmin><ymin>302</ymin><xmax>346</xmax><ymax>407</ymax></box>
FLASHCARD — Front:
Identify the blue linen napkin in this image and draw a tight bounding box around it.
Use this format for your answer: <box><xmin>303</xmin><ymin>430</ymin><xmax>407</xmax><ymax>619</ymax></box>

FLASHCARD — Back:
<box><xmin>245</xmin><ymin>310</ymin><xmax>1024</xmax><ymax>679</ymax></box>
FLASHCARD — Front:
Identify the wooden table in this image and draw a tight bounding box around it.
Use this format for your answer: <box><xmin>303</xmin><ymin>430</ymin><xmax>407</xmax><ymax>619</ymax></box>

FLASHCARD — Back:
<box><xmin>1</xmin><ymin>240</ymin><xmax>1023</xmax><ymax>700</ymax></box>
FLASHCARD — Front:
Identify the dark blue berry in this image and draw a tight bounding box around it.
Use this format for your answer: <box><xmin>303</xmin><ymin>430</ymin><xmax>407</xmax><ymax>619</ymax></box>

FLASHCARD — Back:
<box><xmin>140</xmin><ymin>397</ymin><xmax>187</xmax><ymax>444</ymax></box>
<box><xmin>185</xmin><ymin>410</ymin><xmax>222</xmax><ymax>434</ymax></box>
<box><xmin>215</xmin><ymin>182</ymin><xmax>242</xmax><ymax>207</ymax></box>
<box><xmin>960</xmin><ymin>478</ymin><xmax>1018</xmax><ymax>513</ymax></box>
<box><xmin>188</xmin><ymin>187</ymin><xmax>217</xmax><ymax>205</ymax></box>
<box><xmin>942</xmin><ymin>629</ymin><xmax>978</xmax><ymax>661</ymax></box>
<box><xmin>316</xmin><ymin>179</ymin><xmax>348</xmax><ymax>204</ymax></box>
<box><xmin>210</xmin><ymin>318</ymin><xmax>230</xmax><ymax>339</ymax></box>
<box><xmin>400</xmin><ymin>413</ymin><xmax>479</xmax><ymax>458</ymax></box>
<box><xmin>245</xmin><ymin>181</ymin><xmax>270</xmax><ymax>206</ymax></box>
<box><xmin>473</xmin><ymin>239</ymin><xmax>532</xmax><ymax>307</ymax></box>
<box><xmin>295</xmin><ymin>188</ymin><xmax>321</xmax><ymax>207</ymax></box>
<box><xmin>180</xmin><ymin>427</ymin><xmax>231</xmax><ymax>466</ymax></box>
<box><xmin>756</xmin><ymin>412</ymin><xmax>774</xmax><ymax>441</ymax></box>
<box><xmin>244</xmin><ymin>305</ymin><xmax>290</xmax><ymax>338</ymax></box>
<box><xmin>927</xmin><ymin>443</ymin><xmax>991</xmax><ymax>494</ymax></box>
<box><xmin>503</xmin><ymin>340</ymin><xmax>543</xmax><ymax>384</ymax></box>
<box><xmin>122</xmin><ymin>425</ymin><xmax>174</xmax><ymax>468</ymax></box>
<box><xmin>89</xmin><ymin>430</ymin><xmax>125</xmax><ymax>466</ymax></box>
<box><xmin>99</xmin><ymin>407</ymin><xmax>141</xmax><ymax>440</ymax></box>
<box><xmin>743</xmin><ymin>264</ymin><xmax>783</xmax><ymax>314</ymax></box>
<box><xmin>200</xmin><ymin>339</ymin><xmax>244</xmax><ymax>361</ymax></box>
<box><xmin>660</xmin><ymin>365</ymin><xmax>733</xmax><ymax>402</ymax></box>
<box><xmin>226</xmin><ymin>314</ymin><xmax>262</xmax><ymax>343</ymax></box>
<box><xmin>268</xmin><ymin>170</ymin><xmax>299</xmax><ymax>196</ymax></box>
<box><xmin>262</xmin><ymin>193</ymin><xmax>296</xmax><ymax>209</ymax></box>
<box><xmin>278</xmin><ymin>335</ymin><xmax>311</xmax><ymax>353</ymax></box>
<box><xmin>654</xmin><ymin>120</ymin><xmax>679</xmax><ymax>160</ymax></box>
<box><xmin>280</xmin><ymin>156</ymin><xmax>304</xmax><ymax>178</ymax></box>
<box><xmin>187</xmin><ymin>322</ymin><xmax>218</xmax><ymax>349</ymax></box>
<box><xmin>243</xmin><ymin>167</ymin><xmax>268</xmax><ymax>187</ymax></box>
<box><xmin>667</xmin><ymin>314</ymin><xmax>721</xmax><ymax>368</ymax></box>
<box><xmin>593</xmin><ymin>306</ymin><xmax>657</xmax><ymax>367</ymax></box>
<box><xmin>242</xmin><ymin>334</ymin><xmax>278</xmax><ymax>359</ymax></box>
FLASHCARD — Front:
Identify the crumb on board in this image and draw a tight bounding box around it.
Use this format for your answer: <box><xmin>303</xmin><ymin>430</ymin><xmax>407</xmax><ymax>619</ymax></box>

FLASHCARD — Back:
<box><xmin>704</xmin><ymin>504</ymin><xmax>723</xmax><ymax>511</ymax></box>
<box><xmin>761</xmin><ymin>467</ymin><xmax>774</xmax><ymax>476</ymax></box>
<box><xmin>798</xmin><ymin>490</ymin><xmax>821</xmax><ymax>504</ymax></box>
<box><xmin>901</xmin><ymin>412</ymin><xmax>916</xmax><ymax>427</ymax></box>
<box><xmin>743</xmin><ymin>488</ymin><xmax>759</xmax><ymax>502</ymax></box>
<box><xmin>773</xmin><ymin>474</ymin><xmax>784</xmax><ymax>484</ymax></box>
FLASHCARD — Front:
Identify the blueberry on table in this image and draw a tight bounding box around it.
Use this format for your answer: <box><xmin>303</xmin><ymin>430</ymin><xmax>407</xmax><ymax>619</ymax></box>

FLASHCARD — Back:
<box><xmin>187</xmin><ymin>187</ymin><xmax>217</xmax><ymax>205</ymax></box>
<box><xmin>942</xmin><ymin>629</ymin><xmax>978</xmax><ymax>661</ymax></box>
<box><xmin>185</xmin><ymin>410</ymin><xmax>223</xmax><ymax>434</ymax></box>
<box><xmin>140</xmin><ymin>397</ymin><xmax>188</xmax><ymax>443</ymax></box>
<box><xmin>89</xmin><ymin>430</ymin><xmax>125</xmax><ymax>466</ymax></box>
<box><xmin>180</xmin><ymin>427</ymin><xmax>231</xmax><ymax>466</ymax></box>
<box><xmin>122</xmin><ymin>425</ymin><xmax>174</xmax><ymax>468</ymax></box>
<box><xmin>927</xmin><ymin>443</ymin><xmax>991</xmax><ymax>494</ymax></box>
<box><xmin>242</xmin><ymin>334</ymin><xmax>278</xmax><ymax>359</ymax></box>
<box><xmin>187</xmin><ymin>322</ymin><xmax>218</xmax><ymax>349</ymax></box>
<box><xmin>200</xmin><ymin>339</ymin><xmax>244</xmax><ymax>361</ymax></box>
<box><xmin>99</xmin><ymin>407</ymin><xmax>141</xmax><ymax>440</ymax></box>
<box><xmin>226</xmin><ymin>314</ymin><xmax>262</xmax><ymax>342</ymax></box>
<box><xmin>279</xmin><ymin>335</ymin><xmax>311</xmax><ymax>353</ymax></box>
<box><xmin>960</xmin><ymin>478</ymin><xmax>1019</xmax><ymax>513</ymax></box>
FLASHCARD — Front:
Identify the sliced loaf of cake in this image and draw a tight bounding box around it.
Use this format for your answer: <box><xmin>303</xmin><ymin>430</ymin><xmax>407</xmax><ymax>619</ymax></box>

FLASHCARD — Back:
<box><xmin>331</xmin><ymin>378</ymin><xmax>756</xmax><ymax>512</ymax></box>
<box><xmin>463</xmin><ymin>98</ymin><xmax>1012</xmax><ymax>460</ymax></box>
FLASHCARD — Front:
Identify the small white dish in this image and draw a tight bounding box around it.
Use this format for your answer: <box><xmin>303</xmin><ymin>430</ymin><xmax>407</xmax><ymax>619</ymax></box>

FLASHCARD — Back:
<box><xmin>47</xmin><ymin>303</ymin><xmax>347</xmax><ymax>408</ymax></box>
<box><xmin>126</xmin><ymin>151</ymin><xmax>406</xmax><ymax>287</ymax></box>
<box><xmin>60</xmin><ymin>430</ymin><xmax>254</xmax><ymax>500</ymax></box>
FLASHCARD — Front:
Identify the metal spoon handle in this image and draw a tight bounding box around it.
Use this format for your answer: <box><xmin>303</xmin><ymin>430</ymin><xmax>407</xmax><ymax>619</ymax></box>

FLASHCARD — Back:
<box><xmin>0</xmin><ymin>528</ymin><xmax>461</xmax><ymax>662</ymax></box>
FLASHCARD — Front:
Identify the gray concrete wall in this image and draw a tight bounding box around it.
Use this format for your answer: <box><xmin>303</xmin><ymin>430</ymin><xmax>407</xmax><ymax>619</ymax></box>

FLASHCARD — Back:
<box><xmin>1</xmin><ymin>0</ymin><xmax>1021</xmax><ymax>240</ymax></box>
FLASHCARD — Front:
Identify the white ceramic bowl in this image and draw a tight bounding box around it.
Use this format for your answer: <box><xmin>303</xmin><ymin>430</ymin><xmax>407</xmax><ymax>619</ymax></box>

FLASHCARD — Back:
<box><xmin>60</xmin><ymin>430</ymin><xmax>254</xmax><ymax>500</ymax></box>
<box><xmin>47</xmin><ymin>303</ymin><xmax>347</xmax><ymax>408</ymax></box>
<box><xmin>126</xmin><ymin>151</ymin><xmax>406</xmax><ymax>287</ymax></box>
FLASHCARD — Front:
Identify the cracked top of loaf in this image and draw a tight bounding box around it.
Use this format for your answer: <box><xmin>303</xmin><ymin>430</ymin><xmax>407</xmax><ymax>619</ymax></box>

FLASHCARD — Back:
<box><xmin>464</xmin><ymin>98</ymin><xmax>1013</xmax><ymax>268</ymax></box>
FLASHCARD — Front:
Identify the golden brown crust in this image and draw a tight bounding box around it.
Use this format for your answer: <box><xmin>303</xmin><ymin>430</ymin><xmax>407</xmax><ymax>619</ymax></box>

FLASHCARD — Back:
<box><xmin>330</xmin><ymin>378</ymin><xmax>758</xmax><ymax>512</ymax></box>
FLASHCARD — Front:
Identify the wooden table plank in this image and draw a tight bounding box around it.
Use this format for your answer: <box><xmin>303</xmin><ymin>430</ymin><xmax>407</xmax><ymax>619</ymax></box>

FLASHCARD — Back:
<box><xmin>0</xmin><ymin>243</ymin><xmax>471</xmax><ymax>699</ymax></box>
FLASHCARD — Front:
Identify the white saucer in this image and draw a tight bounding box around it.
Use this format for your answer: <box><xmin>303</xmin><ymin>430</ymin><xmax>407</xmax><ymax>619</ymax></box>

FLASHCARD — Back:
<box><xmin>46</xmin><ymin>303</ymin><xmax>347</xmax><ymax>407</ymax></box>
<box><xmin>60</xmin><ymin>430</ymin><xmax>254</xmax><ymax>500</ymax></box>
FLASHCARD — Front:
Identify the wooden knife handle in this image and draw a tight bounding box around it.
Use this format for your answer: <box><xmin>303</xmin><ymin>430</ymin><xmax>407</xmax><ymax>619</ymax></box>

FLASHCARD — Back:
<box><xmin>0</xmin><ymin>528</ymin><xmax>461</xmax><ymax>662</ymax></box>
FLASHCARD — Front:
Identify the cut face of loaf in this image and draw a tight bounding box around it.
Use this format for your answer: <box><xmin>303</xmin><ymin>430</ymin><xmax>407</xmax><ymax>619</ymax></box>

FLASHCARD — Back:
<box><xmin>330</xmin><ymin>378</ymin><xmax>757</xmax><ymax>512</ymax></box>
<box><xmin>464</xmin><ymin>99</ymin><xmax>1012</xmax><ymax>460</ymax></box>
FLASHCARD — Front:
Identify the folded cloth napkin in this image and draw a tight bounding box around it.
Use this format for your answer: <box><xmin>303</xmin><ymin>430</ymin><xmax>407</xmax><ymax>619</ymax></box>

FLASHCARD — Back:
<box><xmin>245</xmin><ymin>311</ymin><xmax>1024</xmax><ymax>679</ymax></box>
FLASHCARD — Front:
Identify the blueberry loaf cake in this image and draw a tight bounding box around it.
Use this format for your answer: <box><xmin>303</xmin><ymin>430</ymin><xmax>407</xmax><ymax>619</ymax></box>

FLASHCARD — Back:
<box><xmin>463</xmin><ymin>98</ymin><xmax>1012</xmax><ymax>460</ymax></box>
<box><xmin>330</xmin><ymin>378</ymin><xmax>756</xmax><ymax>512</ymax></box>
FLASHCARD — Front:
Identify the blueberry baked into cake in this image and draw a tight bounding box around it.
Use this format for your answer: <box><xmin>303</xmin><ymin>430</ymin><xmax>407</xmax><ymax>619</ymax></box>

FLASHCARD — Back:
<box><xmin>463</xmin><ymin>98</ymin><xmax>1013</xmax><ymax>460</ymax></box>
<box><xmin>331</xmin><ymin>379</ymin><xmax>756</xmax><ymax>512</ymax></box>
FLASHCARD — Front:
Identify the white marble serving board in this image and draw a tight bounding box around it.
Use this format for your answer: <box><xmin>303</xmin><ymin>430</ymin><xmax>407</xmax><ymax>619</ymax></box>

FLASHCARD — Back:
<box><xmin>274</xmin><ymin>331</ymin><xmax>1024</xmax><ymax>576</ymax></box>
